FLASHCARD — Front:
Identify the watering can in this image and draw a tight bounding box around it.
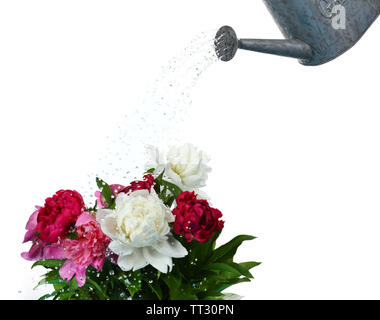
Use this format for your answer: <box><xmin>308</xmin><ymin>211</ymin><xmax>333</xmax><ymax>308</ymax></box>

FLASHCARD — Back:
<box><xmin>215</xmin><ymin>0</ymin><xmax>380</xmax><ymax>65</ymax></box>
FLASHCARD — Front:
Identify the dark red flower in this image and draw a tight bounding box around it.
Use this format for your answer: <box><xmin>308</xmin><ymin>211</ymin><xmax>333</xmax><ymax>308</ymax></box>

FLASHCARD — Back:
<box><xmin>36</xmin><ymin>190</ymin><xmax>85</xmax><ymax>243</ymax></box>
<box><xmin>120</xmin><ymin>174</ymin><xmax>155</xmax><ymax>194</ymax></box>
<box><xmin>172</xmin><ymin>191</ymin><xmax>224</xmax><ymax>243</ymax></box>
<box><xmin>95</xmin><ymin>175</ymin><xmax>155</xmax><ymax>209</ymax></box>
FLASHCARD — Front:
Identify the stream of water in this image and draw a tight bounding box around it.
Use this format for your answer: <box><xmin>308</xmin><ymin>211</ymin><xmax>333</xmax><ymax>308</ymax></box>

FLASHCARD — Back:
<box><xmin>82</xmin><ymin>30</ymin><xmax>220</xmax><ymax>201</ymax></box>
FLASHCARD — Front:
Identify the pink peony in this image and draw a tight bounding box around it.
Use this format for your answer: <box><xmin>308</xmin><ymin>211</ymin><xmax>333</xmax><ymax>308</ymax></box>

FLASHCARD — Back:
<box><xmin>36</xmin><ymin>190</ymin><xmax>85</xmax><ymax>243</ymax></box>
<box><xmin>21</xmin><ymin>207</ymin><xmax>65</xmax><ymax>261</ymax></box>
<box><xmin>59</xmin><ymin>212</ymin><xmax>110</xmax><ymax>287</ymax></box>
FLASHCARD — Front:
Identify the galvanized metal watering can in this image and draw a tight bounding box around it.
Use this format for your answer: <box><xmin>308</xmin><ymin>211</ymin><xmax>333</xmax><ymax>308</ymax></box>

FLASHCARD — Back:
<box><xmin>215</xmin><ymin>0</ymin><xmax>380</xmax><ymax>65</ymax></box>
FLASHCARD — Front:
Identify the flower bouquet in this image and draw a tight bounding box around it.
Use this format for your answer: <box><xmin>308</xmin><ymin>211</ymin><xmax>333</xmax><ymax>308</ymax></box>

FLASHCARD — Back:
<box><xmin>22</xmin><ymin>144</ymin><xmax>259</xmax><ymax>300</ymax></box>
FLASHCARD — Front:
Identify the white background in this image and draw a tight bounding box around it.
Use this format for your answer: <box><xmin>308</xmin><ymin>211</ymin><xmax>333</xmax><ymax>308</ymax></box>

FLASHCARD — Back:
<box><xmin>1</xmin><ymin>0</ymin><xmax>380</xmax><ymax>300</ymax></box>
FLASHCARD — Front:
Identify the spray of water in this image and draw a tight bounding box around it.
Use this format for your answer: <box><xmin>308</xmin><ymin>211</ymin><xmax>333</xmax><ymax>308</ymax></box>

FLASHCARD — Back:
<box><xmin>82</xmin><ymin>30</ymin><xmax>219</xmax><ymax>202</ymax></box>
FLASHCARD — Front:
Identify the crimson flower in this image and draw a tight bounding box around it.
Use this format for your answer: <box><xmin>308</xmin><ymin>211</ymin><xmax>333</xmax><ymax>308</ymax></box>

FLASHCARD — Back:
<box><xmin>36</xmin><ymin>190</ymin><xmax>85</xmax><ymax>243</ymax></box>
<box><xmin>172</xmin><ymin>191</ymin><xmax>224</xmax><ymax>243</ymax></box>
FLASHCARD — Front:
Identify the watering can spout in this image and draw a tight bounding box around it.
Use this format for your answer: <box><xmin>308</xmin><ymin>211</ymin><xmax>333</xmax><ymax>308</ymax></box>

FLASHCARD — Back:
<box><xmin>238</xmin><ymin>39</ymin><xmax>313</xmax><ymax>61</ymax></box>
<box><xmin>215</xmin><ymin>0</ymin><xmax>380</xmax><ymax>66</ymax></box>
<box><xmin>215</xmin><ymin>26</ymin><xmax>312</xmax><ymax>62</ymax></box>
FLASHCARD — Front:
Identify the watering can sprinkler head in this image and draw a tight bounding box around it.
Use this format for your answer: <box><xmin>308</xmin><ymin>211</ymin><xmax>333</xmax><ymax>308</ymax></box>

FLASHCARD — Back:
<box><xmin>215</xmin><ymin>26</ymin><xmax>239</xmax><ymax>62</ymax></box>
<box><xmin>215</xmin><ymin>0</ymin><xmax>380</xmax><ymax>66</ymax></box>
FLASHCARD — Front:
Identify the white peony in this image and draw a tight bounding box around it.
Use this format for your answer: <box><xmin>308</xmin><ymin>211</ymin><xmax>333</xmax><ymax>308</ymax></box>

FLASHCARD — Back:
<box><xmin>96</xmin><ymin>189</ymin><xmax>187</xmax><ymax>273</ymax></box>
<box><xmin>147</xmin><ymin>143</ymin><xmax>211</xmax><ymax>189</ymax></box>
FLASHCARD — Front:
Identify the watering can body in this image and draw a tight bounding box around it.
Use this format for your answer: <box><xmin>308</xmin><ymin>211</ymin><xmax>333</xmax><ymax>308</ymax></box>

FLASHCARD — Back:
<box><xmin>216</xmin><ymin>0</ymin><xmax>380</xmax><ymax>65</ymax></box>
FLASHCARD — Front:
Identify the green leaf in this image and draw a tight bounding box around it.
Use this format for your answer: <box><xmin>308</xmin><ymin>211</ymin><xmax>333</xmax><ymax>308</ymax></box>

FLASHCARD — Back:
<box><xmin>146</xmin><ymin>168</ymin><xmax>155</xmax><ymax>174</ymax></box>
<box><xmin>204</xmin><ymin>295</ymin><xmax>225</xmax><ymax>300</ymax></box>
<box><xmin>228</xmin><ymin>262</ymin><xmax>253</xmax><ymax>278</ymax></box>
<box><xmin>201</xmin><ymin>292</ymin><xmax>224</xmax><ymax>300</ymax></box>
<box><xmin>69</xmin><ymin>277</ymin><xmax>79</xmax><ymax>291</ymax></box>
<box><xmin>239</xmin><ymin>261</ymin><xmax>261</xmax><ymax>271</ymax></box>
<box><xmin>123</xmin><ymin>271</ymin><xmax>142</xmax><ymax>298</ymax></box>
<box><xmin>153</xmin><ymin>171</ymin><xmax>183</xmax><ymax>200</ymax></box>
<box><xmin>159</xmin><ymin>185</ymin><xmax>168</xmax><ymax>203</ymax></box>
<box><xmin>155</xmin><ymin>170</ymin><xmax>164</xmax><ymax>183</ymax></box>
<box><xmin>54</xmin><ymin>291</ymin><xmax>74</xmax><ymax>300</ymax></box>
<box><xmin>188</xmin><ymin>231</ymin><xmax>221</xmax><ymax>265</ymax></box>
<box><xmin>53</xmin><ymin>281</ymin><xmax>68</xmax><ymax>292</ymax></box>
<box><xmin>86</xmin><ymin>278</ymin><xmax>109</xmax><ymax>300</ymax></box>
<box><xmin>44</xmin><ymin>270</ymin><xmax>66</xmax><ymax>285</ymax></box>
<box><xmin>32</xmin><ymin>259</ymin><xmax>64</xmax><ymax>270</ymax></box>
<box><xmin>214</xmin><ymin>277</ymin><xmax>251</xmax><ymax>293</ymax></box>
<box><xmin>86</xmin><ymin>201</ymin><xmax>98</xmax><ymax>212</ymax></box>
<box><xmin>141</xmin><ymin>267</ymin><xmax>162</xmax><ymax>300</ymax></box>
<box><xmin>35</xmin><ymin>269</ymin><xmax>68</xmax><ymax>291</ymax></box>
<box><xmin>146</xmin><ymin>281</ymin><xmax>163</xmax><ymax>300</ymax></box>
<box><xmin>96</xmin><ymin>177</ymin><xmax>115</xmax><ymax>209</ymax></box>
<box><xmin>161</xmin><ymin>180</ymin><xmax>183</xmax><ymax>199</ymax></box>
<box><xmin>34</xmin><ymin>279</ymin><xmax>47</xmax><ymax>290</ymax></box>
<box><xmin>165</xmin><ymin>195</ymin><xmax>176</xmax><ymax>207</ymax></box>
<box><xmin>209</xmin><ymin>235</ymin><xmax>256</xmax><ymax>264</ymax></box>
<box><xmin>154</xmin><ymin>170</ymin><xmax>165</xmax><ymax>194</ymax></box>
<box><xmin>162</xmin><ymin>274</ymin><xmax>198</xmax><ymax>300</ymax></box>
<box><xmin>202</xmin><ymin>263</ymin><xmax>242</xmax><ymax>277</ymax></box>
<box><xmin>38</xmin><ymin>291</ymin><xmax>59</xmax><ymax>300</ymax></box>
